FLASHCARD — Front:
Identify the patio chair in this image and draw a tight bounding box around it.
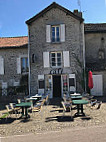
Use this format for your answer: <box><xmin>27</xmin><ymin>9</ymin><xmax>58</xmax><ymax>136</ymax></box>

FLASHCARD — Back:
<box><xmin>17</xmin><ymin>99</ymin><xmax>21</xmax><ymax>104</ymax></box>
<box><xmin>61</xmin><ymin>101</ymin><xmax>73</xmax><ymax>117</ymax></box>
<box><xmin>83</xmin><ymin>93</ymin><xmax>94</xmax><ymax>100</ymax></box>
<box><xmin>5</xmin><ymin>105</ymin><xmax>14</xmax><ymax>117</ymax></box>
<box><xmin>90</xmin><ymin>99</ymin><xmax>97</xmax><ymax>108</ymax></box>
<box><xmin>96</xmin><ymin>101</ymin><xmax>102</xmax><ymax>109</ymax></box>
<box><xmin>10</xmin><ymin>103</ymin><xmax>21</xmax><ymax>116</ymax></box>
<box><xmin>45</xmin><ymin>95</ymin><xmax>49</xmax><ymax>105</ymax></box>
<box><xmin>32</xmin><ymin>99</ymin><xmax>45</xmax><ymax>116</ymax></box>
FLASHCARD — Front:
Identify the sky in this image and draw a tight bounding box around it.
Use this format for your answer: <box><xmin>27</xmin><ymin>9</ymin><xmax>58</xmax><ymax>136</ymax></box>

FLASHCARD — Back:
<box><xmin>0</xmin><ymin>0</ymin><xmax>106</xmax><ymax>37</ymax></box>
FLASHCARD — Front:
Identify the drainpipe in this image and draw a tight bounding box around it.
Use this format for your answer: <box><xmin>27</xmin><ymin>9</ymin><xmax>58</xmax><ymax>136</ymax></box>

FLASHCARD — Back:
<box><xmin>27</xmin><ymin>26</ymin><xmax>31</xmax><ymax>96</ymax></box>
<box><xmin>81</xmin><ymin>22</ymin><xmax>86</xmax><ymax>92</ymax></box>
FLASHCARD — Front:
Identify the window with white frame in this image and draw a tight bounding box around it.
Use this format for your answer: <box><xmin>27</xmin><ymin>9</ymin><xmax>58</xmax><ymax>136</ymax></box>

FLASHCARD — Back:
<box><xmin>21</xmin><ymin>57</ymin><xmax>29</xmax><ymax>73</ymax></box>
<box><xmin>52</xmin><ymin>25</ymin><xmax>60</xmax><ymax>42</ymax></box>
<box><xmin>50</xmin><ymin>52</ymin><xmax>62</xmax><ymax>67</ymax></box>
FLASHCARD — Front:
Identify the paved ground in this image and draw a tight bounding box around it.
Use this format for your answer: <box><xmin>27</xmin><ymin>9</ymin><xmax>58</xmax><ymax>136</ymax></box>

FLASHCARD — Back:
<box><xmin>1</xmin><ymin>125</ymin><xmax>106</xmax><ymax>142</ymax></box>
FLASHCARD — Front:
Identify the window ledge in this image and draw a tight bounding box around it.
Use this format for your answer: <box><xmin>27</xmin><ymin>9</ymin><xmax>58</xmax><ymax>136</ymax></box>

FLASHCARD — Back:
<box><xmin>51</xmin><ymin>41</ymin><xmax>61</xmax><ymax>44</ymax></box>
<box><xmin>21</xmin><ymin>72</ymin><xmax>29</xmax><ymax>75</ymax></box>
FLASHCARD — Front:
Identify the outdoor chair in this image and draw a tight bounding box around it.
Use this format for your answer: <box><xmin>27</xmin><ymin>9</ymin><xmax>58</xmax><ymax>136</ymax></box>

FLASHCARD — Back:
<box><xmin>5</xmin><ymin>105</ymin><xmax>14</xmax><ymax>117</ymax></box>
<box><xmin>32</xmin><ymin>99</ymin><xmax>45</xmax><ymax>116</ymax></box>
<box><xmin>45</xmin><ymin>95</ymin><xmax>49</xmax><ymax>105</ymax></box>
<box><xmin>90</xmin><ymin>100</ymin><xmax>102</xmax><ymax>110</ymax></box>
<box><xmin>96</xmin><ymin>101</ymin><xmax>102</xmax><ymax>109</ymax></box>
<box><xmin>83</xmin><ymin>93</ymin><xmax>94</xmax><ymax>100</ymax></box>
<box><xmin>90</xmin><ymin>99</ymin><xmax>97</xmax><ymax>107</ymax></box>
<box><xmin>17</xmin><ymin>99</ymin><xmax>21</xmax><ymax>104</ymax></box>
<box><xmin>61</xmin><ymin>101</ymin><xmax>73</xmax><ymax>117</ymax></box>
<box><xmin>63</xmin><ymin>95</ymin><xmax>71</xmax><ymax>103</ymax></box>
<box><xmin>9</xmin><ymin>103</ymin><xmax>21</xmax><ymax>116</ymax></box>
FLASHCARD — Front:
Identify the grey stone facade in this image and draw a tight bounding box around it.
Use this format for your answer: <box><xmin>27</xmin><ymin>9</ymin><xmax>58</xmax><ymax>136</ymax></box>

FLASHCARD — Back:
<box><xmin>26</xmin><ymin>2</ymin><xmax>85</xmax><ymax>97</ymax></box>
<box><xmin>0</xmin><ymin>47</ymin><xmax>27</xmax><ymax>83</ymax></box>
<box><xmin>85</xmin><ymin>24</ymin><xmax>106</xmax><ymax>96</ymax></box>
<box><xmin>0</xmin><ymin>40</ymin><xmax>28</xmax><ymax>96</ymax></box>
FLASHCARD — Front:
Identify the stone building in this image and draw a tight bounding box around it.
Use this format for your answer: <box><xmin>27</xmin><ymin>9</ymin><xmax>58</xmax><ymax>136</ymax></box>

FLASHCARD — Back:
<box><xmin>26</xmin><ymin>2</ymin><xmax>85</xmax><ymax>98</ymax></box>
<box><xmin>85</xmin><ymin>23</ymin><xmax>106</xmax><ymax>96</ymax></box>
<box><xmin>0</xmin><ymin>2</ymin><xmax>106</xmax><ymax>97</ymax></box>
<box><xmin>0</xmin><ymin>36</ymin><xmax>28</xmax><ymax>95</ymax></box>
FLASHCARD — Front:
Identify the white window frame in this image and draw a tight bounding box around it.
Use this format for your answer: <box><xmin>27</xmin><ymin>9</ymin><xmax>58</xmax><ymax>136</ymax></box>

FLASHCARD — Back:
<box><xmin>17</xmin><ymin>55</ymin><xmax>28</xmax><ymax>74</ymax></box>
<box><xmin>50</xmin><ymin>52</ymin><xmax>62</xmax><ymax>68</ymax></box>
<box><xmin>51</xmin><ymin>25</ymin><xmax>60</xmax><ymax>42</ymax></box>
<box><xmin>21</xmin><ymin>57</ymin><xmax>29</xmax><ymax>73</ymax></box>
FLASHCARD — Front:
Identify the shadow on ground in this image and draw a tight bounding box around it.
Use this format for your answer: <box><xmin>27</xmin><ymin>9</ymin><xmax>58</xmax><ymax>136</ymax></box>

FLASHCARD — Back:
<box><xmin>0</xmin><ymin>117</ymin><xmax>16</xmax><ymax>124</ymax></box>
<box><xmin>45</xmin><ymin>116</ymin><xmax>74</xmax><ymax>122</ymax></box>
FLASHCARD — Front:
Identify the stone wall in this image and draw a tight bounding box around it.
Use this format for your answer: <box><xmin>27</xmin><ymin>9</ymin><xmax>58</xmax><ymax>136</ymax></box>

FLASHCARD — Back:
<box><xmin>28</xmin><ymin>7</ymin><xmax>84</xmax><ymax>95</ymax></box>
<box><xmin>85</xmin><ymin>33</ymin><xmax>106</xmax><ymax>63</ymax></box>
<box><xmin>0</xmin><ymin>46</ymin><xmax>28</xmax><ymax>90</ymax></box>
<box><xmin>85</xmin><ymin>32</ymin><xmax>106</xmax><ymax>96</ymax></box>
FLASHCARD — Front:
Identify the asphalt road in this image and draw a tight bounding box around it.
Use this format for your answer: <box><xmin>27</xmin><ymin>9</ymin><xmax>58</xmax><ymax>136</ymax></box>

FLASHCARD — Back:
<box><xmin>1</xmin><ymin>125</ymin><xmax>106</xmax><ymax>142</ymax></box>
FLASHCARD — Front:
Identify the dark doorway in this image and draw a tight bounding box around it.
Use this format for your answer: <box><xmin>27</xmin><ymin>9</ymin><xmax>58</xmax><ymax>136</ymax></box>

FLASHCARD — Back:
<box><xmin>53</xmin><ymin>75</ymin><xmax>61</xmax><ymax>97</ymax></box>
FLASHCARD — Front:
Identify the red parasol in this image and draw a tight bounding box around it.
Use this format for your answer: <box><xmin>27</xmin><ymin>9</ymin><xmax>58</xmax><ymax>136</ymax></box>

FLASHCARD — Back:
<box><xmin>88</xmin><ymin>71</ymin><xmax>93</xmax><ymax>89</ymax></box>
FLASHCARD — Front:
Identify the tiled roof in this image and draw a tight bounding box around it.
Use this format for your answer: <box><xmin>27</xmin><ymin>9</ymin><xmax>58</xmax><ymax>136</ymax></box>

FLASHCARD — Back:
<box><xmin>0</xmin><ymin>36</ymin><xmax>28</xmax><ymax>48</ymax></box>
<box><xmin>85</xmin><ymin>23</ymin><xmax>106</xmax><ymax>33</ymax></box>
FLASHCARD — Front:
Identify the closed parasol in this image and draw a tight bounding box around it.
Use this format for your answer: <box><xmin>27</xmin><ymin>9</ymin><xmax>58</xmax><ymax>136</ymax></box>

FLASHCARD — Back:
<box><xmin>88</xmin><ymin>71</ymin><xmax>93</xmax><ymax>89</ymax></box>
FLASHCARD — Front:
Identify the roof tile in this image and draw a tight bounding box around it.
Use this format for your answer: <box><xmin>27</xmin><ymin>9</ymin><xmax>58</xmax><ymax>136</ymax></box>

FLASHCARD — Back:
<box><xmin>0</xmin><ymin>36</ymin><xmax>28</xmax><ymax>48</ymax></box>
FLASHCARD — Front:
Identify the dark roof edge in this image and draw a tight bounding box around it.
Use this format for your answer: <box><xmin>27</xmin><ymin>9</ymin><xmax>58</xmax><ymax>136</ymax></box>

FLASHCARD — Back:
<box><xmin>0</xmin><ymin>44</ymin><xmax>28</xmax><ymax>49</ymax></box>
<box><xmin>26</xmin><ymin>2</ymin><xmax>84</xmax><ymax>25</ymax></box>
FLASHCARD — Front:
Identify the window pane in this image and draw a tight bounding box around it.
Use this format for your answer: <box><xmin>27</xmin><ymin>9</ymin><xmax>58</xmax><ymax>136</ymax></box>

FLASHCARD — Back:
<box><xmin>52</xmin><ymin>27</ymin><xmax>55</xmax><ymax>32</ymax></box>
<box><xmin>52</xmin><ymin>27</ymin><xmax>55</xmax><ymax>42</ymax></box>
<box><xmin>22</xmin><ymin>58</ymin><xmax>26</xmax><ymax>68</ymax></box>
<box><xmin>26</xmin><ymin>58</ymin><xmax>28</xmax><ymax>67</ymax></box>
<box><xmin>69</xmin><ymin>78</ymin><xmax>75</xmax><ymax>86</ymax></box>
<box><xmin>52</xmin><ymin>57</ymin><xmax>56</xmax><ymax>66</ymax></box>
<box><xmin>39</xmin><ymin>80</ymin><xmax>45</xmax><ymax>89</ymax></box>
<box><xmin>57</xmin><ymin>58</ymin><xmax>61</xmax><ymax>63</ymax></box>
<box><xmin>57</xmin><ymin>53</ymin><xmax>61</xmax><ymax>57</ymax></box>
<box><xmin>51</xmin><ymin>53</ymin><xmax>55</xmax><ymax>58</ymax></box>
<box><xmin>21</xmin><ymin>57</ymin><xmax>29</xmax><ymax>73</ymax></box>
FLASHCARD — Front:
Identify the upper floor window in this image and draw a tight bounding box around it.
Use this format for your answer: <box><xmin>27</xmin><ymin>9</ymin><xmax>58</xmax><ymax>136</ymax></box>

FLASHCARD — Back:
<box><xmin>46</xmin><ymin>24</ymin><xmax>65</xmax><ymax>43</ymax></box>
<box><xmin>50</xmin><ymin>52</ymin><xmax>62</xmax><ymax>67</ymax></box>
<box><xmin>21</xmin><ymin>57</ymin><xmax>29</xmax><ymax>73</ymax></box>
<box><xmin>52</xmin><ymin>26</ymin><xmax>60</xmax><ymax>42</ymax></box>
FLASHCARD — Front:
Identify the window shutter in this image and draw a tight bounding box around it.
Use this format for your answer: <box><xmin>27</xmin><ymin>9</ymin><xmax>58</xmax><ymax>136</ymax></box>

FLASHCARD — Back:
<box><xmin>38</xmin><ymin>75</ymin><xmax>44</xmax><ymax>94</ymax></box>
<box><xmin>17</xmin><ymin>57</ymin><xmax>21</xmax><ymax>74</ymax></box>
<box><xmin>60</xmin><ymin>24</ymin><xmax>65</xmax><ymax>42</ymax></box>
<box><xmin>43</xmin><ymin>52</ymin><xmax>50</xmax><ymax>68</ymax></box>
<box><xmin>69</xmin><ymin>74</ymin><xmax>76</xmax><ymax>93</ymax></box>
<box><xmin>46</xmin><ymin>25</ymin><xmax>51</xmax><ymax>42</ymax></box>
<box><xmin>0</xmin><ymin>57</ymin><xmax>4</xmax><ymax>75</ymax></box>
<box><xmin>63</xmin><ymin>51</ymin><xmax>70</xmax><ymax>67</ymax></box>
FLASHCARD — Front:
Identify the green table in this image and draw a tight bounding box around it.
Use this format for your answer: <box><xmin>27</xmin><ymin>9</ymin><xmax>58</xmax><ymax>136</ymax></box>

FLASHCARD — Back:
<box><xmin>16</xmin><ymin>102</ymin><xmax>31</xmax><ymax>118</ymax></box>
<box><xmin>72</xmin><ymin>99</ymin><xmax>89</xmax><ymax>116</ymax></box>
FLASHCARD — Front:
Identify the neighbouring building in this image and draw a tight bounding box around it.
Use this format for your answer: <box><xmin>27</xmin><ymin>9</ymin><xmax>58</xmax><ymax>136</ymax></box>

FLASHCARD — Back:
<box><xmin>85</xmin><ymin>23</ymin><xmax>106</xmax><ymax>96</ymax></box>
<box><xmin>0</xmin><ymin>36</ymin><xmax>28</xmax><ymax>96</ymax></box>
<box><xmin>0</xmin><ymin>2</ymin><xmax>106</xmax><ymax>98</ymax></box>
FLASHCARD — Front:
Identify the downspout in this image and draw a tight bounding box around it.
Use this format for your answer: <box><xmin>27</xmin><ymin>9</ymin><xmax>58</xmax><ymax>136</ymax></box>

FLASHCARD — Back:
<box><xmin>27</xmin><ymin>25</ymin><xmax>31</xmax><ymax>96</ymax></box>
<box><xmin>82</xmin><ymin>22</ymin><xmax>86</xmax><ymax>92</ymax></box>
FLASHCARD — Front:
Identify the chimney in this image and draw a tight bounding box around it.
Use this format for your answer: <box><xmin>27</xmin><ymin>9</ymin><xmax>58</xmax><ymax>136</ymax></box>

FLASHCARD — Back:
<box><xmin>73</xmin><ymin>9</ymin><xmax>82</xmax><ymax>18</ymax></box>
